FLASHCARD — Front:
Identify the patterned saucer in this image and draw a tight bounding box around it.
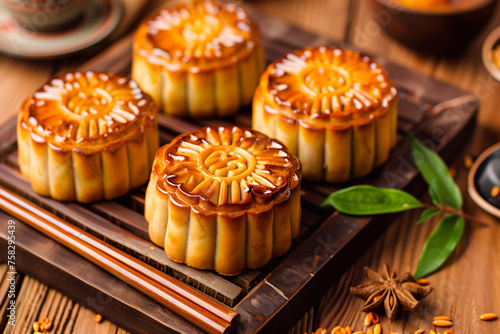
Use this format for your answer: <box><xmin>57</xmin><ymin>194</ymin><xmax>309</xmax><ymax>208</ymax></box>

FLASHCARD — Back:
<box><xmin>0</xmin><ymin>0</ymin><xmax>122</xmax><ymax>59</ymax></box>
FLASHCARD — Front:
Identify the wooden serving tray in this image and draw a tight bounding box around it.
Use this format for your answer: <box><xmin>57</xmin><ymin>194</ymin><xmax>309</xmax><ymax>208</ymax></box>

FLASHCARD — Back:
<box><xmin>0</xmin><ymin>7</ymin><xmax>477</xmax><ymax>334</ymax></box>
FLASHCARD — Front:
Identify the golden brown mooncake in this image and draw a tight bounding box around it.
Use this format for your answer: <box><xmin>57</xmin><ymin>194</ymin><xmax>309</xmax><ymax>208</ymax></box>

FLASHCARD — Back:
<box><xmin>17</xmin><ymin>71</ymin><xmax>159</xmax><ymax>203</ymax></box>
<box><xmin>132</xmin><ymin>0</ymin><xmax>265</xmax><ymax>118</ymax></box>
<box><xmin>253</xmin><ymin>46</ymin><xmax>398</xmax><ymax>182</ymax></box>
<box><xmin>145</xmin><ymin>126</ymin><xmax>301</xmax><ymax>275</ymax></box>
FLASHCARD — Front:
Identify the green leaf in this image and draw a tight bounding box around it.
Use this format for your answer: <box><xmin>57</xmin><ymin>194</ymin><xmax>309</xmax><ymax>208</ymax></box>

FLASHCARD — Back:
<box><xmin>427</xmin><ymin>179</ymin><xmax>443</xmax><ymax>207</ymax></box>
<box><xmin>321</xmin><ymin>185</ymin><xmax>422</xmax><ymax>215</ymax></box>
<box><xmin>417</xmin><ymin>208</ymin><xmax>441</xmax><ymax>224</ymax></box>
<box><xmin>414</xmin><ymin>214</ymin><xmax>465</xmax><ymax>279</ymax></box>
<box><xmin>409</xmin><ymin>134</ymin><xmax>462</xmax><ymax>209</ymax></box>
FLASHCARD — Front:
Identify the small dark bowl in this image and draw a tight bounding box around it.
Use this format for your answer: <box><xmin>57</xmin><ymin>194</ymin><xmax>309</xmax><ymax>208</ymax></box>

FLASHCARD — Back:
<box><xmin>369</xmin><ymin>0</ymin><xmax>498</xmax><ymax>54</ymax></box>
<box><xmin>468</xmin><ymin>142</ymin><xmax>500</xmax><ymax>218</ymax></box>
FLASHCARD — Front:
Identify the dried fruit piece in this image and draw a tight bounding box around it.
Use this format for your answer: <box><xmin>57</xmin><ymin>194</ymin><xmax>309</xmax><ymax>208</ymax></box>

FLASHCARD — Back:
<box><xmin>415</xmin><ymin>330</ymin><xmax>424</xmax><ymax>334</ymax></box>
<box><xmin>433</xmin><ymin>319</ymin><xmax>452</xmax><ymax>327</ymax></box>
<box><xmin>480</xmin><ymin>313</ymin><xmax>498</xmax><ymax>321</ymax></box>
<box><xmin>430</xmin><ymin>330</ymin><xmax>437</xmax><ymax>334</ymax></box>
<box><xmin>315</xmin><ymin>329</ymin><xmax>327</xmax><ymax>334</ymax></box>
<box><xmin>33</xmin><ymin>322</ymin><xmax>40</xmax><ymax>332</ymax></box>
<box><xmin>433</xmin><ymin>316</ymin><xmax>451</xmax><ymax>321</ymax></box>
<box><xmin>443</xmin><ymin>331</ymin><xmax>456</xmax><ymax>334</ymax></box>
<box><xmin>371</xmin><ymin>312</ymin><xmax>380</xmax><ymax>324</ymax></box>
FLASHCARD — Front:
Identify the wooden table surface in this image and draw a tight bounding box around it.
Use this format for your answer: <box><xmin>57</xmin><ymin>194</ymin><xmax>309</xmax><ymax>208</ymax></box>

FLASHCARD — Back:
<box><xmin>1</xmin><ymin>1</ymin><xmax>500</xmax><ymax>333</ymax></box>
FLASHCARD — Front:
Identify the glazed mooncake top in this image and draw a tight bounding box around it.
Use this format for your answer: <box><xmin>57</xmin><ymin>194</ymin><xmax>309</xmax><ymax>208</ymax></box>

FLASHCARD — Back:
<box><xmin>261</xmin><ymin>46</ymin><xmax>397</xmax><ymax>125</ymax></box>
<box><xmin>19</xmin><ymin>71</ymin><xmax>156</xmax><ymax>151</ymax></box>
<box><xmin>136</xmin><ymin>0</ymin><xmax>261</xmax><ymax>71</ymax></box>
<box><xmin>152</xmin><ymin>126</ymin><xmax>301</xmax><ymax>214</ymax></box>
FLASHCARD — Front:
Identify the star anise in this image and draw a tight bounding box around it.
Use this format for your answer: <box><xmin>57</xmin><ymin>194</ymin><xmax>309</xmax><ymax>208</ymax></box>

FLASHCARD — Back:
<box><xmin>350</xmin><ymin>265</ymin><xmax>432</xmax><ymax>319</ymax></box>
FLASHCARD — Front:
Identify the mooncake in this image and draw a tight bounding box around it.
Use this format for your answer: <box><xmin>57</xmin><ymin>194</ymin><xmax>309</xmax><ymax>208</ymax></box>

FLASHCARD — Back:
<box><xmin>253</xmin><ymin>46</ymin><xmax>398</xmax><ymax>182</ymax></box>
<box><xmin>132</xmin><ymin>0</ymin><xmax>265</xmax><ymax>118</ymax></box>
<box><xmin>17</xmin><ymin>71</ymin><xmax>159</xmax><ymax>203</ymax></box>
<box><xmin>145</xmin><ymin>126</ymin><xmax>301</xmax><ymax>275</ymax></box>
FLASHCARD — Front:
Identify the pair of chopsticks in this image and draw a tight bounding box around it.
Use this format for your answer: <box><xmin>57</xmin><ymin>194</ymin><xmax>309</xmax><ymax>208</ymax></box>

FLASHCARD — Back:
<box><xmin>0</xmin><ymin>187</ymin><xmax>239</xmax><ymax>334</ymax></box>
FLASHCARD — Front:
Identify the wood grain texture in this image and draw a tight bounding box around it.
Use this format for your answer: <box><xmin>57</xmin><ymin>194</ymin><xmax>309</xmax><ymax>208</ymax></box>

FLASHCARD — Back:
<box><xmin>0</xmin><ymin>0</ymin><xmax>499</xmax><ymax>333</ymax></box>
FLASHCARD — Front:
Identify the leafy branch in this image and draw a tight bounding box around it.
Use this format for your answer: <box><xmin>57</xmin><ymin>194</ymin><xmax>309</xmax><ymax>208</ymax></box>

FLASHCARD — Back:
<box><xmin>322</xmin><ymin>134</ymin><xmax>487</xmax><ymax>279</ymax></box>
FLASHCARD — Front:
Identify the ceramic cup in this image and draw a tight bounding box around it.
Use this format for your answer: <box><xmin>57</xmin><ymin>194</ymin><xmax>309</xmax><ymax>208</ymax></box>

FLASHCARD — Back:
<box><xmin>0</xmin><ymin>0</ymin><xmax>87</xmax><ymax>32</ymax></box>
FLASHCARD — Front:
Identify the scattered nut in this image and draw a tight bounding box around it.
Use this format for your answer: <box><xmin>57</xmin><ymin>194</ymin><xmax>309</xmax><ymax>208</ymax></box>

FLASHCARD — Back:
<box><xmin>94</xmin><ymin>314</ymin><xmax>103</xmax><ymax>323</ymax></box>
<box><xmin>491</xmin><ymin>186</ymin><xmax>500</xmax><ymax>198</ymax></box>
<box><xmin>433</xmin><ymin>319</ymin><xmax>453</xmax><ymax>327</ymax></box>
<box><xmin>44</xmin><ymin>320</ymin><xmax>53</xmax><ymax>331</ymax></box>
<box><xmin>364</xmin><ymin>312</ymin><xmax>372</xmax><ymax>326</ymax></box>
<box><xmin>448</xmin><ymin>167</ymin><xmax>456</xmax><ymax>178</ymax></box>
<box><xmin>480</xmin><ymin>313</ymin><xmax>498</xmax><ymax>321</ymax></box>
<box><xmin>463</xmin><ymin>155</ymin><xmax>474</xmax><ymax>169</ymax></box>
<box><xmin>331</xmin><ymin>326</ymin><xmax>342</xmax><ymax>334</ymax></box>
<box><xmin>416</xmin><ymin>278</ymin><xmax>429</xmax><ymax>285</ymax></box>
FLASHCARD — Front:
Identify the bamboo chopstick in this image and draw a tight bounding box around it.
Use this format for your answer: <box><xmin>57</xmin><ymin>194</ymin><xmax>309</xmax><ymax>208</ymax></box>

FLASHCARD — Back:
<box><xmin>0</xmin><ymin>187</ymin><xmax>239</xmax><ymax>334</ymax></box>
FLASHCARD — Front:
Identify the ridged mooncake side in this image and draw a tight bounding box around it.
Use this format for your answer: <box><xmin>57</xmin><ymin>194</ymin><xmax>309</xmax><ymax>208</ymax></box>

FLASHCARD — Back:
<box><xmin>17</xmin><ymin>71</ymin><xmax>159</xmax><ymax>203</ymax></box>
<box><xmin>132</xmin><ymin>0</ymin><xmax>265</xmax><ymax>118</ymax></box>
<box><xmin>253</xmin><ymin>46</ymin><xmax>398</xmax><ymax>182</ymax></box>
<box><xmin>145</xmin><ymin>126</ymin><xmax>301</xmax><ymax>275</ymax></box>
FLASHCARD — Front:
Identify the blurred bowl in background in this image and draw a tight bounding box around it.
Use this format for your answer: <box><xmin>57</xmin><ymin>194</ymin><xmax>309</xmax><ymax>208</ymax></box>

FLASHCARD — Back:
<box><xmin>369</xmin><ymin>0</ymin><xmax>499</xmax><ymax>54</ymax></box>
<box><xmin>482</xmin><ymin>25</ymin><xmax>500</xmax><ymax>82</ymax></box>
<box><xmin>0</xmin><ymin>0</ymin><xmax>86</xmax><ymax>32</ymax></box>
<box><xmin>468</xmin><ymin>142</ymin><xmax>500</xmax><ymax>218</ymax></box>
